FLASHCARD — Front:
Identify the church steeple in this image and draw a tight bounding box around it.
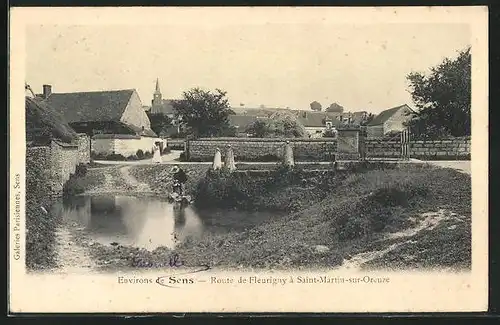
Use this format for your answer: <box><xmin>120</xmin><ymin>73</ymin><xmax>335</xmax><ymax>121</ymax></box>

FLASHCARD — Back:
<box><xmin>152</xmin><ymin>78</ymin><xmax>162</xmax><ymax>108</ymax></box>
<box><xmin>154</xmin><ymin>78</ymin><xmax>161</xmax><ymax>95</ymax></box>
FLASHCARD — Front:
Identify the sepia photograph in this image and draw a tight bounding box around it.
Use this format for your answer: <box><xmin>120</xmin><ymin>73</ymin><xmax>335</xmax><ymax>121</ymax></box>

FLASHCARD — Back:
<box><xmin>9</xmin><ymin>6</ymin><xmax>488</xmax><ymax>313</ymax></box>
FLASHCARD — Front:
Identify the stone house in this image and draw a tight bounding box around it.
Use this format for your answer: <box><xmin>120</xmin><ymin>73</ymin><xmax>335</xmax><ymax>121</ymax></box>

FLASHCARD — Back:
<box><xmin>366</xmin><ymin>104</ymin><xmax>414</xmax><ymax>138</ymax></box>
<box><xmin>297</xmin><ymin>111</ymin><xmax>340</xmax><ymax>138</ymax></box>
<box><xmin>40</xmin><ymin>85</ymin><xmax>160</xmax><ymax>157</ymax></box>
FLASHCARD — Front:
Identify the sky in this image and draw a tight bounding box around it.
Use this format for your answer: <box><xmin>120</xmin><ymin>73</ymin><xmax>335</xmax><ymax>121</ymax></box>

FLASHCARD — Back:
<box><xmin>25</xmin><ymin>23</ymin><xmax>470</xmax><ymax>114</ymax></box>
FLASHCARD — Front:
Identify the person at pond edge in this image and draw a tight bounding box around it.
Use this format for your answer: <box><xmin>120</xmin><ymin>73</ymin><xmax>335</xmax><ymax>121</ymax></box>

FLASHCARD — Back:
<box><xmin>170</xmin><ymin>165</ymin><xmax>188</xmax><ymax>195</ymax></box>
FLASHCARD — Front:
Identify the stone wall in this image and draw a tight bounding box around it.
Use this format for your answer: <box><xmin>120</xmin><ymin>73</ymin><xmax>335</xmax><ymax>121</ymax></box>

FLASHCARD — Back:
<box><xmin>26</xmin><ymin>146</ymin><xmax>52</xmax><ymax>201</ymax></box>
<box><xmin>26</xmin><ymin>137</ymin><xmax>91</xmax><ymax>197</ymax></box>
<box><xmin>364</xmin><ymin>139</ymin><xmax>402</xmax><ymax>158</ymax></box>
<box><xmin>410</xmin><ymin>137</ymin><xmax>471</xmax><ymax>160</ymax></box>
<box><xmin>364</xmin><ymin>137</ymin><xmax>471</xmax><ymax>160</ymax></box>
<box><xmin>76</xmin><ymin>134</ymin><xmax>91</xmax><ymax>164</ymax></box>
<box><xmin>186</xmin><ymin>138</ymin><xmax>338</xmax><ymax>162</ymax></box>
<box><xmin>50</xmin><ymin>141</ymin><xmax>79</xmax><ymax>194</ymax></box>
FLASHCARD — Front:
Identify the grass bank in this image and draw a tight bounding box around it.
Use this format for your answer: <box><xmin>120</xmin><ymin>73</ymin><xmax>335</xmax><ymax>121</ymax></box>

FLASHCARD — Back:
<box><xmin>89</xmin><ymin>164</ymin><xmax>471</xmax><ymax>271</ymax></box>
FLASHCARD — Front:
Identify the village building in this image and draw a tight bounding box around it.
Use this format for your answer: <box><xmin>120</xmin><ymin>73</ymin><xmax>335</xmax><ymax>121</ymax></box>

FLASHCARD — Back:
<box><xmin>228</xmin><ymin>114</ymin><xmax>270</xmax><ymax>137</ymax></box>
<box><xmin>366</xmin><ymin>104</ymin><xmax>414</xmax><ymax>138</ymax></box>
<box><xmin>39</xmin><ymin>84</ymin><xmax>162</xmax><ymax>157</ymax></box>
<box><xmin>297</xmin><ymin>111</ymin><xmax>340</xmax><ymax>138</ymax></box>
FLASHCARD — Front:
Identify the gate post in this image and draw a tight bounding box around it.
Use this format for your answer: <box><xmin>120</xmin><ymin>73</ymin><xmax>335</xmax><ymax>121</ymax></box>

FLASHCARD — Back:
<box><xmin>336</xmin><ymin>128</ymin><xmax>361</xmax><ymax>161</ymax></box>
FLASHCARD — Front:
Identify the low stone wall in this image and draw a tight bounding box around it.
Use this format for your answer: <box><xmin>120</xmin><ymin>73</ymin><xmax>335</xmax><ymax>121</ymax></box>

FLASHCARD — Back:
<box><xmin>27</xmin><ymin>138</ymin><xmax>90</xmax><ymax>197</ymax></box>
<box><xmin>364</xmin><ymin>137</ymin><xmax>471</xmax><ymax>160</ymax></box>
<box><xmin>49</xmin><ymin>141</ymin><xmax>79</xmax><ymax>194</ymax></box>
<box><xmin>166</xmin><ymin>139</ymin><xmax>186</xmax><ymax>150</ymax></box>
<box><xmin>410</xmin><ymin>137</ymin><xmax>471</xmax><ymax>160</ymax></box>
<box><xmin>364</xmin><ymin>139</ymin><xmax>401</xmax><ymax>158</ymax></box>
<box><xmin>186</xmin><ymin>138</ymin><xmax>338</xmax><ymax>162</ymax></box>
<box><xmin>26</xmin><ymin>146</ymin><xmax>52</xmax><ymax>201</ymax></box>
<box><xmin>77</xmin><ymin>134</ymin><xmax>91</xmax><ymax>164</ymax></box>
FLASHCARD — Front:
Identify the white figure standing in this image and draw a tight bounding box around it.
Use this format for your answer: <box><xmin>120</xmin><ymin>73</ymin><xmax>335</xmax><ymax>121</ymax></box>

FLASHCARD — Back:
<box><xmin>212</xmin><ymin>148</ymin><xmax>222</xmax><ymax>170</ymax></box>
<box><xmin>224</xmin><ymin>145</ymin><xmax>236</xmax><ymax>172</ymax></box>
<box><xmin>152</xmin><ymin>143</ymin><xmax>162</xmax><ymax>163</ymax></box>
<box><xmin>283</xmin><ymin>141</ymin><xmax>294</xmax><ymax>167</ymax></box>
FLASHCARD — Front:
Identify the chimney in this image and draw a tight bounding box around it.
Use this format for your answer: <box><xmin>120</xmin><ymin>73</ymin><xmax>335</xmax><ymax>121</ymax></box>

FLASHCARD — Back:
<box><xmin>42</xmin><ymin>84</ymin><xmax>52</xmax><ymax>99</ymax></box>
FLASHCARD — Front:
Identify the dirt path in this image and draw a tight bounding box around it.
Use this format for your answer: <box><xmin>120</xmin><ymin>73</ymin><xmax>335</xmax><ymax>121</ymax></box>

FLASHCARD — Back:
<box><xmin>338</xmin><ymin>209</ymin><xmax>465</xmax><ymax>271</ymax></box>
<box><xmin>119</xmin><ymin>165</ymin><xmax>153</xmax><ymax>193</ymax></box>
<box><xmin>423</xmin><ymin>161</ymin><xmax>471</xmax><ymax>175</ymax></box>
<box><xmin>53</xmin><ymin>226</ymin><xmax>96</xmax><ymax>274</ymax></box>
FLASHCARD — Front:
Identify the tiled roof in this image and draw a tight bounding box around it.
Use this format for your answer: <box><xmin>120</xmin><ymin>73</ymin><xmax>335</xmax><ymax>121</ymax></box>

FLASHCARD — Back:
<box><xmin>43</xmin><ymin>89</ymin><xmax>135</xmax><ymax>123</ymax></box>
<box><xmin>297</xmin><ymin>112</ymin><xmax>342</xmax><ymax>127</ymax></box>
<box><xmin>228</xmin><ymin>115</ymin><xmax>269</xmax><ymax>130</ymax></box>
<box><xmin>367</xmin><ymin>104</ymin><xmax>412</xmax><ymax>126</ymax></box>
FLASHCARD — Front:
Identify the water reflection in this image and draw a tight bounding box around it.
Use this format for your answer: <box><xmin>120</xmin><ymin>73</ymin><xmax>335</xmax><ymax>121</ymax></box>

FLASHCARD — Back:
<box><xmin>53</xmin><ymin>195</ymin><xmax>283</xmax><ymax>251</ymax></box>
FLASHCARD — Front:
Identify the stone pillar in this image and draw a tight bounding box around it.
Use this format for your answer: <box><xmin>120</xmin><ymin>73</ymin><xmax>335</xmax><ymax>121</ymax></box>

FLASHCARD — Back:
<box><xmin>212</xmin><ymin>148</ymin><xmax>222</xmax><ymax>170</ymax></box>
<box><xmin>283</xmin><ymin>141</ymin><xmax>295</xmax><ymax>167</ymax></box>
<box><xmin>336</xmin><ymin>128</ymin><xmax>361</xmax><ymax>160</ymax></box>
<box><xmin>224</xmin><ymin>145</ymin><xmax>236</xmax><ymax>172</ymax></box>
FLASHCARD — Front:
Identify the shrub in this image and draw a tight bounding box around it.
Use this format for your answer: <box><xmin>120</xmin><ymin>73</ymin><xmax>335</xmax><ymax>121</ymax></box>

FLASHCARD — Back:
<box><xmin>91</xmin><ymin>151</ymin><xmax>107</xmax><ymax>160</ymax></box>
<box><xmin>162</xmin><ymin>146</ymin><xmax>171</xmax><ymax>155</ymax></box>
<box><xmin>136</xmin><ymin>149</ymin><xmax>145</xmax><ymax>159</ymax></box>
<box><xmin>106</xmin><ymin>153</ymin><xmax>127</xmax><ymax>161</ymax></box>
<box><xmin>74</xmin><ymin>163</ymin><xmax>88</xmax><ymax>177</ymax></box>
<box><xmin>144</xmin><ymin>151</ymin><xmax>153</xmax><ymax>159</ymax></box>
<box><xmin>127</xmin><ymin>154</ymin><xmax>139</xmax><ymax>161</ymax></box>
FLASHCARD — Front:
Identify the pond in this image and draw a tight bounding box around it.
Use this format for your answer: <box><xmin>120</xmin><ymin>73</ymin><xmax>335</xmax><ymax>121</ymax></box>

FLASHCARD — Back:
<box><xmin>51</xmin><ymin>195</ymin><xmax>283</xmax><ymax>250</ymax></box>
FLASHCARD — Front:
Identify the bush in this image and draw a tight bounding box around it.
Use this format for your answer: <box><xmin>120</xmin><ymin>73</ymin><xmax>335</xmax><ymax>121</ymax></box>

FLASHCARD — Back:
<box><xmin>162</xmin><ymin>146</ymin><xmax>171</xmax><ymax>155</ymax></box>
<box><xmin>144</xmin><ymin>151</ymin><xmax>153</xmax><ymax>159</ymax></box>
<box><xmin>106</xmin><ymin>153</ymin><xmax>127</xmax><ymax>161</ymax></box>
<box><xmin>74</xmin><ymin>163</ymin><xmax>88</xmax><ymax>177</ymax></box>
<box><xmin>136</xmin><ymin>149</ymin><xmax>144</xmax><ymax>159</ymax></box>
<box><xmin>127</xmin><ymin>154</ymin><xmax>139</xmax><ymax>161</ymax></box>
<box><xmin>91</xmin><ymin>151</ymin><xmax>107</xmax><ymax>160</ymax></box>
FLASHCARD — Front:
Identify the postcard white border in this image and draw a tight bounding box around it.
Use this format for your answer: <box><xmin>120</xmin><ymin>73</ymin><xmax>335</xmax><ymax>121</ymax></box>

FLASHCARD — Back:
<box><xmin>9</xmin><ymin>6</ymin><xmax>489</xmax><ymax>313</ymax></box>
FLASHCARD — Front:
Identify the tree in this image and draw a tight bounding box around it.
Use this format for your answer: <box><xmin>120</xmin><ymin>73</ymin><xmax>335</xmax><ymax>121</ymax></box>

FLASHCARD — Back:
<box><xmin>326</xmin><ymin>102</ymin><xmax>344</xmax><ymax>113</ymax></box>
<box><xmin>146</xmin><ymin>112</ymin><xmax>172</xmax><ymax>136</ymax></box>
<box><xmin>310</xmin><ymin>101</ymin><xmax>322</xmax><ymax>111</ymax></box>
<box><xmin>246</xmin><ymin>113</ymin><xmax>306</xmax><ymax>138</ymax></box>
<box><xmin>406</xmin><ymin>47</ymin><xmax>471</xmax><ymax>137</ymax></box>
<box><xmin>171</xmin><ymin>88</ymin><xmax>233</xmax><ymax>138</ymax></box>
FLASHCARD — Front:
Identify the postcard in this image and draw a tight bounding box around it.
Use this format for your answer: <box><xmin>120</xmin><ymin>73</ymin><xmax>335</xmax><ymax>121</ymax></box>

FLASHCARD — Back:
<box><xmin>9</xmin><ymin>6</ymin><xmax>488</xmax><ymax>313</ymax></box>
